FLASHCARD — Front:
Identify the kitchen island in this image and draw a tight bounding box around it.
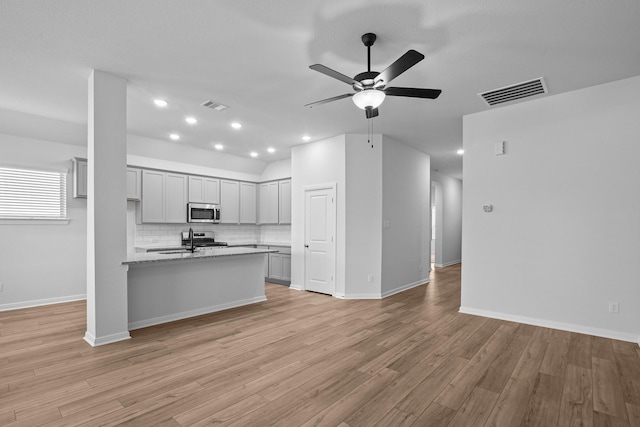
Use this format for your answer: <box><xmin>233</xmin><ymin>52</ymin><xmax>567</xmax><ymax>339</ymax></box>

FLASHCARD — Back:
<box><xmin>123</xmin><ymin>247</ymin><xmax>277</xmax><ymax>330</ymax></box>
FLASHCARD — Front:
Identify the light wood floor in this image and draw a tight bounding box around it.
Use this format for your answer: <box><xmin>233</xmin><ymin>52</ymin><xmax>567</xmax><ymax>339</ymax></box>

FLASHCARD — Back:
<box><xmin>1</xmin><ymin>264</ymin><xmax>639</xmax><ymax>426</ymax></box>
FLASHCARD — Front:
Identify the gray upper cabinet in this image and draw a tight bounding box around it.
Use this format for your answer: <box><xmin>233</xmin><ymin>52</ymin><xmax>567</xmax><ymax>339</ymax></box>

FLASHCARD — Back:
<box><xmin>142</xmin><ymin>170</ymin><xmax>187</xmax><ymax>223</ymax></box>
<box><xmin>188</xmin><ymin>176</ymin><xmax>220</xmax><ymax>204</ymax></box>
<box><xmin>220</xmin><ymin>180</ymin><xmax>240</xmax><ymax>224</ymax></box>
<box><xmin>165</xmin><ymin>173</ymin><xmax>188</xmax><ymax>223</ymax></box>
<box><xmin>72</xmin><ymin>158</ymin><xmax>141</xmax><ymax>201</ymax></box>
<box><xmin>126</xmin><ymin>168</ymin><xmax>141</xmax><ymax>201</ymax></box>
<box><xmin>135</xmin><ymin>169</ymin><xmax>287</xmax><ymax>226</ymax></box>
<box><xmin>259</xmin><ymin>181</ymin><xmax>279</xmax><ymax>224</ymax></box>
<box><xmin>72</xmin><ymin>157</ymin><xmax>88</xmax><ymax>198</ymax></box>
<box><xmin>239</xmin><ymin>182</ymin><xmax>257</xmax><ymax>224</ymax></box>
<box><xmin>141</xmin><ymin>170</ymin><xmax>165</xmax><ymax>222</ymax></box>
<box><xmin>278</xmin><ymin>179</ymin><xmax>291</xmax><ymax>224</ymax></box>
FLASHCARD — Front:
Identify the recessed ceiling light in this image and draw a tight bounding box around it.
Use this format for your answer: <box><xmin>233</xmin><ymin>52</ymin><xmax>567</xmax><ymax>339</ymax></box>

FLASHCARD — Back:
<box><xmin>250</xmin><ymin>152</ymin><xmax>258</xmax><ymax>158</ymax></box>
<box><xmin>302</xmin><ymin>135</ymin><xmax>311</xmax><ymax>142</ymax></box>
<box><xmin>267</xmin><ymin>147</ymin><xmax>275</xmax><ymax>153</ymax></box>
<box><xmin>154</xmin><ymin>99</ymin><xmax>168</xmax><ymax>107</ymax></box>
<box><xmin>214</xmin><ymin>144</ymin><xmax>223</xmax><ymax>150</ymax></box>
<box><xmin>185</xmin><ymin>116</ymin><xmax>197</xmax><ymax>125</ymax></box>
<box><xmin>457</xmin><ymin>149</ymin><xmax>464</xmax><ymax>155</ymax></box>
<box><xmin>169</xmin><ymin>133</ymin><xmax>180</xmax><ymax>141</ymax></box>
<box><xmin>231</xmin><ymin>122</ymin><xmax>242</xmax><ymax>130</ymax></box>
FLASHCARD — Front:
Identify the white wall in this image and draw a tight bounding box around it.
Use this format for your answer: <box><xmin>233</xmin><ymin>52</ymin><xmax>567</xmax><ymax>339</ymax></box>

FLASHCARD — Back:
<box><xmin>260</xmin><ymin>158</ymin><xmax>291</xmax><ymax>181</ymax></box>
<box><xmin>462</xmin><ymin>75</ymin><xmax>640</xmax><ymax>343</ymax></box>
<box><xmin>128</xmin><ymin>134</ymin><xmax>266</xmax><ymax>181</ymax></box>
<box><xmin>345</xmin><ymin>134</ymin><xmax>383</xmax><ymax>297</ymax></box>
<box><xmin>0</xmin><ymin>107</ymin><xmax>86</xmax><ymax>147</ymax></box>
<box><xmin>291</xmin><ymin>135</ymin><xmax>346</xmax><ymax>295</ymax></box>
<box><xmin>0</xmin><ymin>134</ymin><xmax>87</xmax><ymax>310</ymax></box>
<box><xmin>432</xmin><ymin>171</ymin><xmax>463</xmax><ymax>267</ymax></box>
<box><xmin>382</xmin><ymin>138</ymin><xmax>431</xmax><ymax>295</ymax></box>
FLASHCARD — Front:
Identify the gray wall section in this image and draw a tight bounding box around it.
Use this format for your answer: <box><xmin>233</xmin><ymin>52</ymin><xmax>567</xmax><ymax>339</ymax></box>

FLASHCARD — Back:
<box><xmin>462</xmin><ymin>75</ymin><xmax>640</xmax><ymax>341</ymax></box>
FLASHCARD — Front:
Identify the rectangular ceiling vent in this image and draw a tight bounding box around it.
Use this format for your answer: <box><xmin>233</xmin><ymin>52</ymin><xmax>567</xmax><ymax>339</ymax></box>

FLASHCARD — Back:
<box><xmin>201</xmin><ymin>100</ymin><xmax>228</xmax><ymax>111</ymax></box>
<box><xmin>479</xmin><ymin>77</ymin><xmax>548</xmax><ymax>107</ymax></box>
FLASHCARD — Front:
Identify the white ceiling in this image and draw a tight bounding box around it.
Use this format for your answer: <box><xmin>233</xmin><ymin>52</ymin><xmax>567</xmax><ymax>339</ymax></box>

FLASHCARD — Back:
<box><xmin>2</xmin><ymin>0</ymin><xmax>640</xmax><ymax>179</ymax></box>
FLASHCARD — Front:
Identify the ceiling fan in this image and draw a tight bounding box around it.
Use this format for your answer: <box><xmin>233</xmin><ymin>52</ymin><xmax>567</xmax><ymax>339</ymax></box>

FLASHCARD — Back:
<box><xmin>305</xmin><ymin>33</ymin><xmax>442</xmax><ymax>119</ymax></box>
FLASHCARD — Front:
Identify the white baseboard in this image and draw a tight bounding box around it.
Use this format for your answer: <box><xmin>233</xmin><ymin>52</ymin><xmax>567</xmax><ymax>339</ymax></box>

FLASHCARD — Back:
<box><xmin>289</xmin><ymin>284</ymin><xmax>304</xmax><ymax>291</ymax></box>
<box><xmin>83</xmin><ymin>331</ymin><xmax>131</xmax><ymax>347</ymax></box>
<box><xmin>459</xmin><ymin>306</ymin><xmax>640</xmax><ymax>344</ymax></box>
<box><xmin>0</xmin><ymin>294</ymin><xmax>86</xmax><ymax>312</ymax></box>
<box><xmin>340</xmin><ymin>293</ymin><xmax>382</xmax><ymax>299</ymax></box>
<box><xmin>381</xmin><ymin>279</ymin><xmax>428</xmax><ymax>298</ymax></box>
<box><xmin>128</xmin><ymin>295</ymin><xmax>267</xmax><ymax>330</ymax></box>
<box><xmin>435</xmin><ymin>259</ymin><xmax>461</xmax><ymax>268</ymax></box>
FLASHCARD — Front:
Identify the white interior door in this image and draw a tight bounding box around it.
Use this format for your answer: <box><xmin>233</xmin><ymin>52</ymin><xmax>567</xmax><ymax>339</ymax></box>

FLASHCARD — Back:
<box><xmin>304</xmin><ymin>186</ymin><xmax>336</xmax><ymax>295</ymax></box>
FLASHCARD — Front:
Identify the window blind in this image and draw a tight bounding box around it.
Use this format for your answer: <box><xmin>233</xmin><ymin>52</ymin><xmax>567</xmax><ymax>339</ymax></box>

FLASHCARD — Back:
<box><xmin>0</xmin><ymin>166</ymin><xmax>67</xmax><ymax>219</ymax></box>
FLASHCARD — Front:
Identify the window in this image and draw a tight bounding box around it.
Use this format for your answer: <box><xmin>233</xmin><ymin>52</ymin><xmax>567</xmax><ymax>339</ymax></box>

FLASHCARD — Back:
<box><xmin>0</xmin><ymin>165</ymin><xmax>67</xmax><ymax>220</ymax></box>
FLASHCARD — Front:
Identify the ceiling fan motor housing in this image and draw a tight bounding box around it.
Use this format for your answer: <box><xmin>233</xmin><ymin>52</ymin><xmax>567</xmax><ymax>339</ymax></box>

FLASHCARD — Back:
<box><xmin>353</xmin><ymin>71</ymin><xmax>380</xmax><ymax>90</ymax></box>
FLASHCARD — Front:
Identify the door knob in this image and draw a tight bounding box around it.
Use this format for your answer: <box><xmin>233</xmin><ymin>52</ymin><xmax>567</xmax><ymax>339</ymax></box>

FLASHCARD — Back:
<box><xmin>304</xmin><ymin>244</ymin><xmax>309</xmax><ymax>248</ymax></box>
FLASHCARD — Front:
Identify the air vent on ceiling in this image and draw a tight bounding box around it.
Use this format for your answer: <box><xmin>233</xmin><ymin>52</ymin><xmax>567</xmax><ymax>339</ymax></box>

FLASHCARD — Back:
<box><xmin>201</xmin><ymin>100</ymin><xmax>228</xmax><ymax>111</ymax></box>
<box><xmin>479</xmin><ymin>77</ymin><xmax>548</xmax><ymax>107</ymax></box>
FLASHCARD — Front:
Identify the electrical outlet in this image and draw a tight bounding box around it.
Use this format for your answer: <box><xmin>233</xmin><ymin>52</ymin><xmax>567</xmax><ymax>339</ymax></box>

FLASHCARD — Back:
<box><xmin>367</xmin><ymin>275</ymin><xmax>374</xmax><ymax>283</ymax></box>
<box><xmin>609</xmin><ymin>301</ymin><xmax>619</xmax><ymax>313</ymax></box>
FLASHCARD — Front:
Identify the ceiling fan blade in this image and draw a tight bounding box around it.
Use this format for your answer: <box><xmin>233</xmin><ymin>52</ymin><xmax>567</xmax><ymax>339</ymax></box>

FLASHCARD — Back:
<box><xmin>310</xmin><ymin>64</ymin><xmax>363</xmax><ymax>89</ymax></box>
<box><xmin>304</xmin><ymin>93</ymin><xmax>353</xmax><ymax>108</ymax></box>
<box><xmin>385</xmin><ymin>87</ymin><xmax>442</xmax><ymax>99</ymax></box>
<box><xmin>365</xmin><ymin>107</ymin><xmax>379</xmax><ymax>119</ymax></box>
<box><xmin>374</xmin><ymin>50</ymin><xmax>425</xmax><ymax>86</ymax></box>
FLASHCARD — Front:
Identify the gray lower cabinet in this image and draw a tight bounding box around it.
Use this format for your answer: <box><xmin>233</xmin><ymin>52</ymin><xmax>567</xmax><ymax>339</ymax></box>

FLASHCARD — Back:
<box><xmin>265</xmin><ymin>246</ymin><xmax>291</xmax><ymax>283</ymax></box>
<box><xmin>257</xmin><ymin>245</ymin><xmax>269</xmax><ymax>277</ymax></box>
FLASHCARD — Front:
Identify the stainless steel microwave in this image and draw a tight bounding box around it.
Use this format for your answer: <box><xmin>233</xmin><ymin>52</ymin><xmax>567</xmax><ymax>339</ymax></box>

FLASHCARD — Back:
<box><xmin>187</xmin><ymin>203</ymin><xmax>220</xmax><ymax>223</ymax></box>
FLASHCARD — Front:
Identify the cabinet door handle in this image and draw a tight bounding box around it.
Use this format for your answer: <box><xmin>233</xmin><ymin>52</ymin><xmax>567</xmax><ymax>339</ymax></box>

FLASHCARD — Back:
<box><xmin>304</xmin><ymin>244</ymin><xmax>309</xmax><ymax>248</ymax></box>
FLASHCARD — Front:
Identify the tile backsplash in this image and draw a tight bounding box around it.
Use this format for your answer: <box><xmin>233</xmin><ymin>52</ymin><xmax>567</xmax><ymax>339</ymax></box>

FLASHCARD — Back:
<box><xmin>132</xmin><ymin>222</ymin><xmax>291</xmax><ymax>247</ymax></box>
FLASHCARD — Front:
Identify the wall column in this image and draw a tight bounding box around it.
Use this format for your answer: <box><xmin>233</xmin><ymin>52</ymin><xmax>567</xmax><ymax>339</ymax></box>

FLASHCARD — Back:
<box><xmin>84</xmin><ymin>70</ymin><xmax>130</xmax><ymax>346</ymax></box>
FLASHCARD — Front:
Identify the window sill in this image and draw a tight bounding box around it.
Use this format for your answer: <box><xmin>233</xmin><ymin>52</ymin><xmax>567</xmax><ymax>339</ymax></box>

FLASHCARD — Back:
<box><xmin>0</xmin><ymin>218</ymin><xmax>70</xmax><ymax>225</ymax></box>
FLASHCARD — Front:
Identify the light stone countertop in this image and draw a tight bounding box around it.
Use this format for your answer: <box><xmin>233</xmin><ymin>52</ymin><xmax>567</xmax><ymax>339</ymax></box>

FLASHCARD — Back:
<box><xmin>134</xmin><ymin>241</ymin><xmax>291</xmax><ymax>252</ymax></box>
<box><xmin>124</xmin><ymin>247</ymin><xmax>277</xmax><ymax>265</ymax></box>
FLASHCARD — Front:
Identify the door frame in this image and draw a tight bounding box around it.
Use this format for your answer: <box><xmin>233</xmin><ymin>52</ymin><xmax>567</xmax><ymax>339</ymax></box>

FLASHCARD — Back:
<box><xmin>303</xmin><ymin>183</ymin><xmax>337</xmax><ymax>296</ymax></box>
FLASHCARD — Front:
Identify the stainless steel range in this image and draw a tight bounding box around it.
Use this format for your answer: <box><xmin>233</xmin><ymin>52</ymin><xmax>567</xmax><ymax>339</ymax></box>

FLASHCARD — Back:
<box><xmin>181</xmin><ymin>231</ymin><xmax>228</xmax><ymax>249</ymax></box>
<box><xmin>143</xmin><ymin>231</ymin><xmax>228</xmax><ymax>254</ymax></box>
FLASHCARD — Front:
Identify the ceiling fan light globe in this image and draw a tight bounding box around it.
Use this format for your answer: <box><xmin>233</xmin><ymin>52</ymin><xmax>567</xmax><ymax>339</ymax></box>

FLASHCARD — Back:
<box><xmin>352</xmin><ymin>89</ymin><xmax>385</xmax><ymax>110</ymax></box>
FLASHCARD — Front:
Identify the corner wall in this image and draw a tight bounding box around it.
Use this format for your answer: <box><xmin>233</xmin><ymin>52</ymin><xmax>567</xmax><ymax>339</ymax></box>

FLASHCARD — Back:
<box><xmin>344</xmin><ymin>134</ymin><xmax>383</xmax><ymax>298</ymax></box>
<box><xmin>432</xmin><ymin>171</ymin><xmax>462</xmax><ymax>267</ymax></box>
<box><xmin>381</xmin><ymin>137</ymin><xmax>431</xmax><ymax>296</ymax></box>
<box><xmin>290</xmin><ymin>135</ymin><xmax>347</xmax><ymax>295</ymax></box>
<box><xmin>462</xmin><ymin>75</ymin><xmax>640</xmax><ymax>343</ymax></box>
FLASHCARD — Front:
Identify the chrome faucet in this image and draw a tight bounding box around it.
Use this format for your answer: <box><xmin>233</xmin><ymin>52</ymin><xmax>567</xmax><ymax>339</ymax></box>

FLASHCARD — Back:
<box><xmin>188</xmin><ymin>227</ymin><xmax>195</xmax><ymax>253</ymax></box>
